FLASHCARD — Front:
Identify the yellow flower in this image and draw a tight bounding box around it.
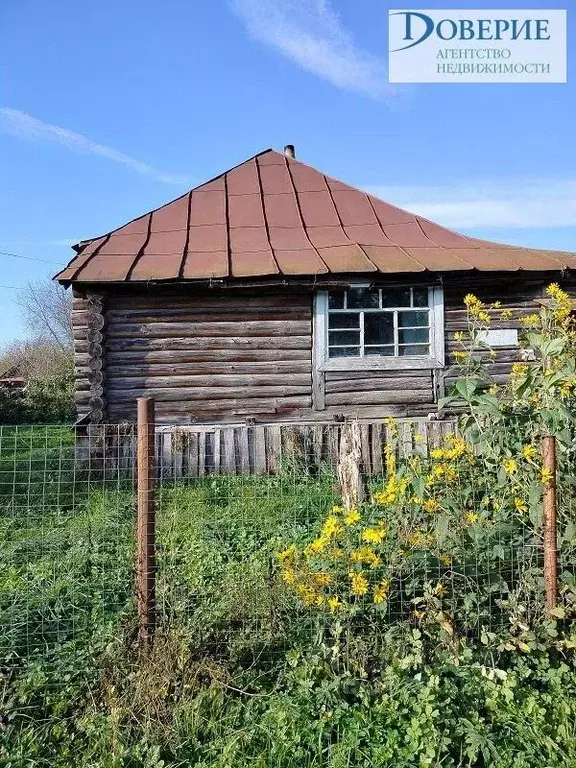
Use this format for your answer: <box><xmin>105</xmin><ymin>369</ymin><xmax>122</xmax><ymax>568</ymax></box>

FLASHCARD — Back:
<box><xmin>434</xmin><ymin>582</ymin><xmax>446</xmax><ymax>597</ymax></box>
<box><xmin>278</xmin><ymin>545</ymin><xmax>297</xmax><ymax>567</ymax></box>
<box><xmin>453</xmin><ymin>331</ymin><xmax>464</xmax><ymax>341</ymax></box>
<box><xmin>344</xmin><ymin>508</ymin><xmax>361</xmax><ymax>526</ymax></box>
<box><xmin>423</xmin><ymin>498</ymin><xmax>440</xmax><ymax>513</ymax></box>
<box><xmin>321</xmin><ymin>516</ymin><xmax>341</xmax><ymax>538</ymax></box>
<box><xmin>328</xmin><ymin>596</ymin><xmax>342</xmax><ymax>613</ymax></box>
<box><xmin>361</xmin><ymin>526</ymin><xmax>387</xmax><ymax>545</ymax></box>
<box><xmin>350</xmin><ymin>547</ymin><xmax>381</xmax><ymax>569</ymax></box>
<box><xmin>478</xmin><ymin>311</ymin><xmax>491</xmax><ymax>323</ymax></box>
<box><xmin>500</xmin><ymin>309</ymin><xmax>513</xmax><ymax>320</ymax></box>
<box><xmin>514</xmin><ymin>497</ymin><xmax>528</xmax><ymax>513</ymax></box>
<box><xmin>522</xmin><ymin>445</ymin><xmax>536</xmax><ymax>462</ymax></box>
<box><xmin>330</xmin><ymin>505</ymin><xmax>345</xmax><ymax>515</ymax></box>
<box><xmin>313</xmin><ymin>572</ymin><xmax>333</xmax><ymax>587</ymax></box>
<box><xmin>282</xmin><ymin>568</ymin><xmax>296</xmax><ymax>585</ymax></box>
<box><xmin>453</xmin><ymin>350</ymin><xmax>468</xmax><ymax>362</ymax></box>
<box><xmin>373</xmin><ymin>579</ymin><xmax>390</xmax><ymax>604</ymax></box>
<box><xmin>439</xmin><ymin>554</ymin><xmax>452</xmax><ymax>566</ymax></box>
<box><xmin>492</xmin><ymin>301</ymin><xmax>502</xmax><ymax>309</ymax></box>
<box><xmin>541</xmin><ymin>467</ymin><xmax>554</xmax><ymax>485</ymax></box>
<box><xmin>305</xmin><ymin>537</ymin><xmax>327</xmax><ymax>556</ymax></box>
<box><xmin>504</xmin><ymin>459</ymin><xmax>518</xmax><ymax>475</ymax></box>
<box><xmin>511</xmin><ymin>362</ymin><xmax>528</xmax><ymax>378</ymax></box>
<box><xmin>296</xmin><ymin>584</ymin><xmax>318</xmax><ymax>606</ymax></box>
<box><xmin>349</xmin><ymin>571</ymin><xmax>368</xmax><ymax>596</ymax></box>
<box><xmin>465</xmin><ymin>511</ymin><xmax>479</xmax><ymax>525</ymax></box>
<box><xmin>520</xmin><ymin>314</ymin><xmax>540</xmax><ymax>326</ymax></box>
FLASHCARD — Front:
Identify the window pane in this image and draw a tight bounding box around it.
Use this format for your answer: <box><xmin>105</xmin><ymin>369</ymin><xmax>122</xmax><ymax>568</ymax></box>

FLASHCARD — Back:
<box><xmin>413</xmin><ymin>287</ymin><xmax>429</xmax><ymax>307</ymax></box>
<box><xmin>364</xmin><ymin>313</ymin><xmax>394</xmax><ymax>345</ymax></box>
<box><xmin>399</xmin><ymin>344</ymin><xmax>430</xmax><ymax>356</ymax></box>
<box><xmin>399</xmin><ymin>327</ymin><xmax>429</xmax><ymax>344</ymax></box>
<box><xmin>328</xmin><ymin>291</ymin><xmax>345</xmax><ymax>309</ymax></box>
<box><xmin>398</xmin><ymin>310</ymin><xmax>429</xmax><ymax>328</ymax></box>
<box><xmin>347</xmin><ymin>287</ymin><xmax>380</xmax><ymax>309</ymax></box>
<box><xmin>382</xmin><ymin>288</ymin><xmax>411</xmax><ymax>307</ymax></box>
<box><xmin>329</xmin><ymin>330</ymin><xmax>360</xmax><ymax>346</ymax></box>
<box><xmin>329</xmin><ymin>347</ymin><xmax>360</xmax><ymax>358</ymax></box>
<box><xmin>365</xmin><ymin>346</ymin><xmax>395</xmax><ymax>356</ymax></box>
<box><xmin>328</xmin><ymin>312</ymin><xmax>360</xmax><ymax>329</ymax></box>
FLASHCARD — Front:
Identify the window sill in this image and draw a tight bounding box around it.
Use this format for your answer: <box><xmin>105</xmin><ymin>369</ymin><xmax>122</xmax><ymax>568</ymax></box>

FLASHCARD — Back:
<box><xmin>320</xmin><ymin>356</ymin><xmax>444</xmax><ymax>372</ymax></box>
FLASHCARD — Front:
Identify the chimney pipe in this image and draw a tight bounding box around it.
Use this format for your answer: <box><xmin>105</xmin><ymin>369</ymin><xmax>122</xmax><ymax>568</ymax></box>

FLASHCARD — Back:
<box><xmin>284</xmin><ymin>144</ymin><xmax>295</xmax><ymax>159</ymax></box>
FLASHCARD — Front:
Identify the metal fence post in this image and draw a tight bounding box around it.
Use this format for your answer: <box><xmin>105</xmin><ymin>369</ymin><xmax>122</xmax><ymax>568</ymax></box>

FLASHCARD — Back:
<box><xmin>137</xmin><ymin>397</ymin><xmax>156</xmax><ymax>657</ymax></box>
<box><xmin>542</xmin><ymin>435</ymin><xmax>558</xmax><ymax>612</ymax></box>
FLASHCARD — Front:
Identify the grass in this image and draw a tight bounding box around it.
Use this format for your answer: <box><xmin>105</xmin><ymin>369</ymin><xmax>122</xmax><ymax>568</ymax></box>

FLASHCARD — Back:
<box><xmin>2</xmin><ymin>427</ymin><xmax>576</xmax><ymax>766</ymax></box>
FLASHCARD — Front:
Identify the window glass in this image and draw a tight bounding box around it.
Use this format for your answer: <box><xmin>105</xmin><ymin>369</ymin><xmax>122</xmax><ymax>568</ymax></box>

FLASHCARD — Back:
<box><xmin>399</xmin><ymin>328</ymin><xmax>429</xmax><ymax>344</ymax></box>
<box><xmin>365</xmin><ymin>345</ymin><xmax>395</xmax><ymax>356</ymax></box>
<box><xmin>329</xmin><ymin>330</ymin><xmax>360</xmax><ymax>347</ymax></box>
<box><xmin>399</xmin><ymin>344</ymin><xmax>430</xmax><ymax>356</ymax></box>
<box><xmin>328</xmin><ymin>312</ymin><xmax>360</xmax><ymax>329</ymax></box>
<box><xmin>328</xmin><ymin>291</ymin><xmax>345</xmax><ymax>309</ymax></box>
<box><xmin>325</xmin><ymin>287</ymin><xmax>436</xmax><ymax>359</ymax></box>
<box><xmin>413</xmin><ymin>287</ymin><xmax>429</xmax><ymax>307</ymax></box>
<box><xmin>364</xmin><ymin>313</ymin><xmax>394</xmax><ymax>345</ymax></box>
<box><xmin>398</xmin><ymin>311</ymin><xmax>428</xmax><ymax>328</ymax></box>
<box><xmin>347</xmin><ymin>287</ymin><xmax>380</xmax><ymax>308</ymax></box>
<box><xmin>330</xmin><ymin>347</ymin><xmax>361</xmax><ymax>357</ymax></box>
<box><xmin>381</xmin><ymin>288</ymin><xmax>411</xmax><ymax>307</ymax></box>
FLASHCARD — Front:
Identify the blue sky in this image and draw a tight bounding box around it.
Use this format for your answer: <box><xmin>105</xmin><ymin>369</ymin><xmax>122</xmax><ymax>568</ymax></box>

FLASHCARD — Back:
<box><xmin>0</xmin><ymin>0</ymin><xmax>574</xmax><ymax>345</ymax></box>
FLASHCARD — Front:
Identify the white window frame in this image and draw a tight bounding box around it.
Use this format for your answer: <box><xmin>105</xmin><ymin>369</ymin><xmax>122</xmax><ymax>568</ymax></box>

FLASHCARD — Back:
<box><xmin>314</xmin><ymin>285</ymin><xmax>445</xmax><ymax>372</ymax></box>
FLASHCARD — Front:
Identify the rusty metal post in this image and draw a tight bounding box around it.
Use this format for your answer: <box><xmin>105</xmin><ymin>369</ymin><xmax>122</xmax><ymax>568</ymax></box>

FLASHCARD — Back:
<box><xmin>542</xmin><ymin>435</ymin><xmax>558</xmax><ymax>612</ymax></box>
<box><xmin>137</xmin><ymin>397</ymin><xmax>156</xmax><ymax>657</ymax></box>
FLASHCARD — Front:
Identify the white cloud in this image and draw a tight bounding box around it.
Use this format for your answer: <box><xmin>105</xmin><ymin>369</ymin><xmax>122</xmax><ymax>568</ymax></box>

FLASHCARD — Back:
<box><xmin>231</xmin><ymin>0</ymin><xmax>396</xmax><ymax>101</ymax></box>
<box><xmin>0</xmin><ymin>108</ymin><xmax>189</xmax><ymax>185</ymax></box>
<box><xmin>368</xmin><ymin>178</ymin><xmax>576</xmax><ymax>229</ymax></box>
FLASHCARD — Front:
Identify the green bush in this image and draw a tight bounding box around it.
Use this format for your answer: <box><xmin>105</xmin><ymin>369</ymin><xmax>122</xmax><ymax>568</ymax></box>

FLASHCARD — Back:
<box><xmin>0</xmin><ymin>366</ymin><xmax>75</xmax><ymax>424</ymax></box>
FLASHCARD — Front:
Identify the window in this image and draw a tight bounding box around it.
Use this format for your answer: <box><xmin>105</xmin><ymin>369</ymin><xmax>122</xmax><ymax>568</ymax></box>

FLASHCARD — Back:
<box><xmin>313</xmin><ymin>285</ymin><xmax>444</xmax><ymax>372</ymax></box>
<box><xmin>328</xmin><ymin>286</ymin><xmax>432</xmax><ymax>358</ymax></box>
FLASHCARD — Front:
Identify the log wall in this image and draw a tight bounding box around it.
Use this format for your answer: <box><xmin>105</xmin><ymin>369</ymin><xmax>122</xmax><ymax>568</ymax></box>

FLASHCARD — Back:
<box><xmin>70</xmin><ymin>277</ymin><xmax>576</xmax><ymax>425</ymax></box>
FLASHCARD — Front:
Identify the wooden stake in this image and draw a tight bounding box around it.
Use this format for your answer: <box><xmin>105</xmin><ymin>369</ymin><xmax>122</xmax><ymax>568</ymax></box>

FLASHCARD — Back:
<box><xmin>542</xmin><ymin>435</ymin><xmax>558</xmax><ymax>612</ymax></box>
<box><xmin>337</xmin><ymin>421</ymin><xmax>365</xmax><ymax>510</ymax></box>
<box><xmin>137</xmin><ymin>397</ymin><xmax>156</xmax><ymax>657</ymax></box>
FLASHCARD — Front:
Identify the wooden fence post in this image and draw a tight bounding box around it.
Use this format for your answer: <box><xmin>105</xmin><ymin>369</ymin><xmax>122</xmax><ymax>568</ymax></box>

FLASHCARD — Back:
<box><xmin>337</xmin><ymin>422</ymin><xmax>365</xmax><ymax>510</ymax></box>
<box><xmin>137</xmin><ymin>397</ymin><xmax>156</xmax><ymax>657</ymax></box>
<box><xmin>542</xmin><ymin>435</ymin><xmax>558</xmax><ymax>612</ymax></box>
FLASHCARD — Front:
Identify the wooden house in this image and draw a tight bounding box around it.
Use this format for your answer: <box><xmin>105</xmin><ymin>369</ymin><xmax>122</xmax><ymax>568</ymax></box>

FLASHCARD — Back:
<box><xmin>56</xmin><ymin>146</ymin><xmax>576</xmax><ymax>428</ymax></box>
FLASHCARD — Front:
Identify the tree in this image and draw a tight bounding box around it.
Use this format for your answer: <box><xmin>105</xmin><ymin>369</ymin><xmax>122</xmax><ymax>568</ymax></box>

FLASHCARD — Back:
<box><xmin>15</xmin><ymin>279</ymin><xmax>73</xmax><ymax>350</ymax></box>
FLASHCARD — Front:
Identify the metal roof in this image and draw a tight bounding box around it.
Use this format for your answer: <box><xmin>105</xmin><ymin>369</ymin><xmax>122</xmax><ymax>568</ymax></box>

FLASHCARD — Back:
<box><xmin>56</xmin><ymin>148</ymin><xmax>576</xmax><ymax>284</ymax></box>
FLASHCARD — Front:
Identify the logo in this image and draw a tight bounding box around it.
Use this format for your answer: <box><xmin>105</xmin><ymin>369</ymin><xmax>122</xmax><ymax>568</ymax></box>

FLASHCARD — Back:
<box><xmin>388</xmin><ymin>10</ymin><xmax>566</xmax><ymax>83</ymax></box>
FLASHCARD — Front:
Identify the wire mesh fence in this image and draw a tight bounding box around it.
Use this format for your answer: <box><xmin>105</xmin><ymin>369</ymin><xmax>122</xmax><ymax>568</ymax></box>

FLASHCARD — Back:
<box><xmin>0</xmin><ymin>411</ymin><xmax>571</xmax><ymax>670</ymax></box>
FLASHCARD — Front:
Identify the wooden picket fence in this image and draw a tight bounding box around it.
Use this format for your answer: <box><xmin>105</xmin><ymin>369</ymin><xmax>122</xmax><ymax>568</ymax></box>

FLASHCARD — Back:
<box><xmin>84</xmin><ymin>418</ymin><xmax>457</xmax><ymax>479</ymax></box>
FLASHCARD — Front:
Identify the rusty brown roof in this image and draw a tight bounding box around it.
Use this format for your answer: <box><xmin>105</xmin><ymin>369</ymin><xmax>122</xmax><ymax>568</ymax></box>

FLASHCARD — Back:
<box><xmin>56</xmin><ymin>149</ymin><xmax>576</xmax><ymax>284</ymax></box>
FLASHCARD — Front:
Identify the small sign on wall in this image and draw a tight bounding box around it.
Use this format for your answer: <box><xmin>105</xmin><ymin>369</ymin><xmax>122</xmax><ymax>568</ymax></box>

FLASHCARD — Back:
<box><xmin>477</xmin><ymin>329</ymin><xmax>519</xmax><ymax>347</ymax></box>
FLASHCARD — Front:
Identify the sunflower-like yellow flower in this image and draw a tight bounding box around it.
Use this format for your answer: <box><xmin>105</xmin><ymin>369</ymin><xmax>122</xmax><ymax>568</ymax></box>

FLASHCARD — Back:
<box><xmin>349</xmin><ymin>571</ymin><xmax>368</xmax><ymax>596</ymax></box>
<box><xmin>344</xmin><ymin>508</ymin><xmax>361</xmax><ymax>526</ymax></box>
<box><xmin>439</xmin><ymin>554</ymin><xmax>452</xmax><ymax>566</ymax></box>
<box><xmin>328</xmin><ymin>596</ymin><xmax>342</xmax><ymax>613</ymax></box>
<box><xmin>504</xmin><ymin>459</ymin><xmax>518</xmax><ymax>475</ymax></box>
<box><xmin>511</xmin><ymin>362</ymin><xmax>529</xmax><ymax>378</ymax></box>
<box><xmin>313</xmin><ymin>572</ymin><xmax>333</xmax><ymax>587</ymax></box>
<box><xmin>373</xmin><ymin>579</ymin><xmax>390</xmax><ymax>604</ymax></box>
<box><xmin>350</xmin><ymin>547</ymin><xmax>381</xmax><ymax>569</ymax></box>
<box><xmin>321</xmin><ymin>516</ymin><xmax>341</xmax><ymax>538</ymax></box>
<box><xmin>522</xmin><ymin>445</ymin><xmax>535</xmax><ymax>461</ymax></box>
<box><xmin>361</xmin><ymin>526</ymin><xmax>387</xmax><ymax>545</ymax></box>
<box><xmin>541</xmin><ymin>467</ymin><xmax>554</xmax><ymax>485</ymax></box>
<box><xmin>500</xmin><ymin>309</ymin><xmax>513</xmax><ymax>320</ymax></box>
<box><xmin>514</xmin><ymin>497</ymin><xmax>528</xmax><ymax>513</ymax></box>
<box><xmin>465</xmin><ymin>511</ymin><xmax>479</xmax><ymax>525</ymax></box>
<box><xmin>304</xmin><ymin>537</ymin><xmax>328</xmax><ymax>556</ymax></box>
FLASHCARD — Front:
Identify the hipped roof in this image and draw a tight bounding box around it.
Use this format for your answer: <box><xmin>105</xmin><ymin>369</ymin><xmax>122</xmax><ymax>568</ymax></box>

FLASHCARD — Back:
<box><xmin>56</xmin><ymin>149</ymin><xmax>576</xmax><ymax>284</ymax></box>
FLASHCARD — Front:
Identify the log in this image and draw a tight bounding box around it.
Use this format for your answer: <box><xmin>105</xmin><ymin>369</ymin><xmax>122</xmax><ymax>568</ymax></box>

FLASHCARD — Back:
<box><xmin>105</xmin><ymin>361</ymin><xmax>312</xmax><ymax>377</ymax></box>
<box><xmin>337</xmin><ymin>422</ymin><xmax>365</xmax><ymax>509</ymax></box>
<box><xmin>104</xmin><ymin>320</ymin><xmax>311</xmax><ymax>339</ymax></box>
<box><xmin>105</xmin><ymin>373</ymin><xmax>311</xmax><ymax>390</ymax></box>
<box><xmin>103</xmin><ymin>336</ymin><xmax>311</xmax><ymax>352</ymax></box>
<box><xmin>107</xmin><ymin>384</ymin><xmax>311</xmax><ymax>402</ymax></box>
<box><xmin>325</xmin><ymin>390</ymin><xmax>433</xmax><ymax>407</ymax></box>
